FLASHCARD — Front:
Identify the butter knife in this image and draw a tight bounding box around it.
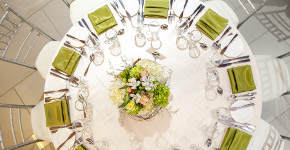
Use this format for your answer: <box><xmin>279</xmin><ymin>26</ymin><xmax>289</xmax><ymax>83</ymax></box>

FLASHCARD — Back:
<box><xmin>57</xmin><ymin>132</ymin><xmax>76</xmax><ymax>150</ymax></box>
<box><xmin>179</xmin><ymin>0</ymin><xmax>188</xmax><ymax>21</ymax></box>
<box><xmin>220</xmin><ymin>33</ymin><xmax>238</xmax><ymax>54</ymax></box>
<box><xmin>219</xmin><ymin>120</ymin><xmax>254</xmax><ymax>133</ymax></box>
<box><xmin>119</xmin><ymin>0</ymin><xmax>132</xmax><ymax>21</ymax></box>
<box><xmin>215</xmin><ymin>55</ymin><xmax>249</xmax><ymax>64</ymax></box>
<box><xmin>217</xmin><ymin>59</ymin><xmax>250</xmax><ymax>67</ymax></box>
<box><xmin>229</xmin><ymin>103</ymin><xmax>255</xmax><ymax>111</ymax></box>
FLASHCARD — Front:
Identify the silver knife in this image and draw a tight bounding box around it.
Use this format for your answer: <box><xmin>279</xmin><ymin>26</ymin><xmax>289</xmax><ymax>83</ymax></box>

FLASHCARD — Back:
<box><xmin>219</xmin><ymin>120</ymin><xmax>254</xmax><ymax>133</ymax></box>
<box><xmin>229</xmin><ymin>103</ymin><xmax>255</xmax><ymax>111</ymax></box>
<box><xmin>185</xmin><ymin>5</ymin><xmax>205</xmax><ymax>30</ymax></box>
<box><xmin>110</xmin><ymin>2</ymin><xmax>126</xmax><ymax>25</ymax></box>
<box><xmin>220</xmin><ymin>34</ymin><xmax>238</xmax><ymax>54</ymax></box>
<box><xmin>179</xmin><ymin>0</ymin><xmax>188</xmax><ymax>21</ymax></box>
<box><xmin>221</xmin><ymin>115</ymin><xmax>256</xmax><ymax>131</ymax></box>
<box><xmin>215</xmin><ymin>55</ymin><xmax>250</xmax><ymax>64</ymax></box>
<box><xmin>179</xmin><ymin>4</ymin><xmax>203</xmax><ymax>28</ymax></box>
<box><xmin>119</xmin><ymin>0</ymin><xmax>132</xmax><ymax>21</ymax></box>
<box><xmin>141</xmin><ymin>0</ymin><xmax>144</xmax><ymax>22</ymax></box>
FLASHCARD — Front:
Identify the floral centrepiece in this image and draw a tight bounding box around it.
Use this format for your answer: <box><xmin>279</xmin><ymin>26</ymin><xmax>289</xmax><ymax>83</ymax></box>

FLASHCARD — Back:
<box><xmin>109</xmin><ymin>59</ymin><xmax>171</xmax><ymax>116</ymax></box>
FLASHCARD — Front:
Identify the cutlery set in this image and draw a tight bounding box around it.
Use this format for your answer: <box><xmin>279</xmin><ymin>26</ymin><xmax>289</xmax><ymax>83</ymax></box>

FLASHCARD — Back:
<box><xmin>179</xmin><ymin>4</ymin><xmax>205</xmax><ymax>30</ymax></box>
<box><xmin>217</xmin><ymin>55</ymin><xmax>250</xmax><ymax>67</ymax></box>
<box><xmin>212</xmin><ymin>26</ymin><xmax>232</xmax><ymax>49</ymax></box>
<box><xmin>220</xmin><ymin>33</ymin><xmax>238</xmax><ymax>54</ymax></box>
<box><xmin>49</xmin><ymin>122</ymin><xmax>82</xmax><ymax>133</ymax></box>
<box><xmin>110</xmin><ymin>0</ymin><xmax>133</xmax><ymax>25</ymax></box>
<box><xmin>49</xmin><ymin>68</ymin><xmax>80</xmax><ymax>86</ymax></box>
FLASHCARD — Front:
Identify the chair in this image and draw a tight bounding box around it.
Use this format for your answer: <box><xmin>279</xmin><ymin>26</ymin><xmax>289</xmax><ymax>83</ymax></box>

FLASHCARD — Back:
<box><xmin>62</xmin><ymin>0</ymin><xmax>107</xmax><ymax>24</ymax></box>
<box><xmin>254</xmin><ymin>55</ymin><xmax>290</xmax><ymax>102</ymax></box>
<box><xmin>0</xmin><ymin>101</ymin><xmax>51</xmax><ymax>150</ymax></box>
<box><xmin>0</xmin><ymin>4</ymin><xmax>60</xmax><ymax>79</ymax></box>
<box><xmin>247</xmin><ymin>119</ymin><xmax>289</xmax><ymax>150</ymax></box>
<box><xmin>205</xmin><ymin>0</ymin><xmax>268</xmax><ymax>28</ymax></box>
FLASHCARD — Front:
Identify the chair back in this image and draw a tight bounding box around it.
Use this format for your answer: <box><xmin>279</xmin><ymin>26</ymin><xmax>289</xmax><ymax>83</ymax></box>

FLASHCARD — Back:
<box><xmin>0</xmin><ymin>103</ymin><xmax>42</xmax><ymax>150</ymax></box>
<box><xmin>0</xmin><ymin>4</ymin><xmax>56</xmax><ymax>69</ymax></box>
<box><xmin>237</xmin><ymin>0</ymin><xmax>269</xmax><ymax>28</ymax></box>
<box><xmin>62</xmin><ymin>0</ymin><xmax>75</xmax><ymax>7</ymax></box>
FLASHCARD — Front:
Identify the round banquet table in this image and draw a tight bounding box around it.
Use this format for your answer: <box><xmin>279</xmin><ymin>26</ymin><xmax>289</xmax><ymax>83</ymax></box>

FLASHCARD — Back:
<box><xmin>44</xmin><ymin>0</ymin><xmax>262</xmax><ymax>149</ymax></box>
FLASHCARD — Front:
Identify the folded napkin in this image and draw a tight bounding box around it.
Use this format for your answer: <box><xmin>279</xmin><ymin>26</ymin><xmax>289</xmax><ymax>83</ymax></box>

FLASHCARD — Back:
<box><xmin>44</xmin><ymin>100</ymin><xmax>71</xmax><ymax>127</ymax></box>
<box><xmin>220</xmin><ymin>127</ymin><xmax>252</xmax><ymax>150</ymax></box>
<box><xmin>196</xmin><ymin>9</ymin><xmax>228</xmax><ymax>40</ymax></box>
<box><xmin>88</xmin><ymin>5</ymin><xmax>117</xmax><ymax>35</ymax></box>
<box><xmin>144</xmin><ymin>0</ymin><xmax>169</xmax><ymax>18</ymax></box>
<box><xmin>52</xmin><ymin>47</ymin><xmax>81</xmax><ymax>76</ymax></box>
<box><xmin>227</xmin><ymin>65</ymin><xmax>256</xmax><ymax>94</ymax></box>
<box><xmin>75</xmin><ymin>144</ymin><xmax>87</xmax><ymax>150</ymax></box>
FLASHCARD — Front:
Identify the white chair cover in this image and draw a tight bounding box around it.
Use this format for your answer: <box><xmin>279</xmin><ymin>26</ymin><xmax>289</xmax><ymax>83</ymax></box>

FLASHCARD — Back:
<box><xmin>35</xmin><ymin>41</ymin><xmax>61</xmax><ymax>80</ymax></box>
<box><xmin>30</xmin><ymin>100</ymin><xmax>51</xmax><ymax>142</ymax></box>
<box><xmin>247</xmin><ymin>119</ymin><xmax>284</xmax><ymax>150</ymax></box>
<box><xmin>254</xmin><ymin>55</ymin><xmax>290</xmax><ymax>102</ymax></box>
<box><xmin>69</xmin><ymin>0</ymin><xmax>107</xmax><ymax>24</ymax></box>
<box><xmin>205</xmin><ymin>0</ymin><xmax>239</xmax><ymax>27</ymax></box>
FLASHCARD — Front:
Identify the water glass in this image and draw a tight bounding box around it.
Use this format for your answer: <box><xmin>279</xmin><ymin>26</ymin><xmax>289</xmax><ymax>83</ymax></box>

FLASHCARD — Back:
<box><xmin>105</xmin><ymin>29</ymin><xmax>121</xmax><ymax>56</ymax></box>
<box><xmin>72</xmin><ymin>119</ymin><xmax>85</xmax><ymax>132</ymax></box>
<box><xmin>67</xmin><ymin>75</ymin><xmax>86</xmax><ymax>88</ymax></box>
<box><xmin>188</xmin><ymin>30</ymin><xmax>202</xmax><ymax>58</ymax></box>
<box><xmin>83</xmin><ymin>102</ymin><xmax>94</xmax><ymax>123</ymax></box>
<box><xmin>147</xmin><ymin>21</ymin><xmax>162</xmax><ymax>49</ymax></box>
<box><xmin>205</xmin><ymin>84</ymin><xmax>217</xmax><ymax>101</ymax></box>
<box><xmin>211</xmin><ymin>107</ymin><xmax>230</xmax><ymax>120</ymax></box>
<box><xmin>189</xmin><ymin>144</ymin><xmax>204</xmax><ymax>150</ymax></box>
<box><xmin>77</xmin><ymin>85</ymin><xmax>90</xmax><ymax>100</ymax></box>
<box><xmin>95</xmin><ymin>138</ymin><xmax>111</xmax><ymax>150</ymax></box>
<box><xmin>131</xmin><ymin>17</ymin><xmax>146</xmax><ymax>47</ymax></box>
<box><xmin>208</xmin><ymin>52</ymin><xmax>223</xmax><ymax>67</ymax></box>
<box><xmin>83</xmin><ymin>126</ymin><xmax>94</xmax><ymax>143</ymax></box>
<box><xmin>175</xmin><ymin>21</ymin><xmax>188</xmax><ymax>50</ymax></box>
<box><xmin>93</xmin><ymin>49</ymin><xmax>104</xmax><ymax>66</ymax></box>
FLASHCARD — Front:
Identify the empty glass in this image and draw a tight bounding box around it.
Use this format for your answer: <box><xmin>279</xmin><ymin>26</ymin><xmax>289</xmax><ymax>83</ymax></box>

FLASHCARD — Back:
<box><xmin>83</xmin><ymin>102</ymin><xmax>94</xmax><ymax>123</ymax></box>
<box><xmin>77</xmin><ymin>85</ymin><xmax>90</xmax><ymax>100</ymax></box>
<box><xmin>131</xmin><ymin>17</ymin><xmax>146</xmax><ymax>47</ymax></box>
<box><xmin>67</xmin><ymin>75</ymin><xmax>86</xmax><ymax>88</ymax></box>
<box><xmin>205</xmin><ymin>84</ymin><xmax>217</xmax><ymax>101</ymax></box>
<box><xmin>208</xmin><ymin>52</ymin><xmax>223</xmax><ymax>67</ymax></box>
<box><xmin>147</xmin><ymin>21</ymin><xmax>162</xmax><ymax>49</ymax></box>
<box><xmin>105</xmin><ymin>29</ymin><xmax>121</xmax><ymax>56</ymax></box>
<box><xmin>175</xmin><ymin>21</ymin><xmax>188</xmax><ymax>50</ymax></box>
<box><xmin>188</xmin><ymin>30</ymin><xmax>202</xmax><ymax>58</ymax></box>
<box><xmin>92</xmin><ymin>48</ymin><xmax>104</xmax><ymax>66</ymax></box>
<box><xmin>211</xmin><ymin>107</ymin><xmax>230</xmax><ymax>120</ymax></box>
<box><xmin>83</xmin><ymin>126</ymin><xmax>94</xmax><ymax>144</ymax></box>
<box><xmin>72</xmin><ymin>119</ymin><xmax>85</xmax><ymax>132</ymax></box>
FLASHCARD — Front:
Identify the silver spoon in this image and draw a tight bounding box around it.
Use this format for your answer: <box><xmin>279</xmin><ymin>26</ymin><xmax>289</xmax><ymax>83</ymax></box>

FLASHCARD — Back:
<box><xmin>161</xmin><ymin>24</ymin><xmax>168</xmax><ymax>30</ymax></box>
<box><xmin>84</xmin><ymin>53</ymin><xmax>95</xmax><ymax>76</ymax></box>
<box><xmin>217</xmin><ymin>86</ymin><xmax>223</xmax><ymax>95</ymax></box>
<box><xmin>117</xmin><ymin>29</ymin><xmax>125</xmax><ymax>35</ymax></box>
<box><xmin>199</xmin><ymin>42</ymin><xmax>207</xmax><ymax>50</ymax></box>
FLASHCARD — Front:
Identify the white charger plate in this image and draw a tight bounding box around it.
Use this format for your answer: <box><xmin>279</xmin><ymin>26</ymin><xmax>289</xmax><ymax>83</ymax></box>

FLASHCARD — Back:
<box><xmin>118</xmin><ymin>0</ymin><xmax>139</xmax><ymax>17</ymax></box>
<box><xmin>221</xmin><ymin>34</ymin><xmax>245</xmax><ymax>58</ymax></box>
<box><xmin>173</xmin><ymin>0</ymin><xmax>200</xmax><ymax>18</ymax></box>
<box><xmin>52</xmin><ymin>128</ymin><xmax>76</xmax><ymax>150</ymax></box>
<box><xmin>230</xmin><ymin>100</ymin><xmax>254</xmax><ymax>123</ymax></box>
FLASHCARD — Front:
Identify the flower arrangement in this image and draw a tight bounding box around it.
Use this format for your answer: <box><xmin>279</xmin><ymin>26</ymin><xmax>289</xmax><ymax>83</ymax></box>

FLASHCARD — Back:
<box><xmin>109</xmin><ymin>59</ymin><xmax>171</xmax><ymax>116</ymax></box>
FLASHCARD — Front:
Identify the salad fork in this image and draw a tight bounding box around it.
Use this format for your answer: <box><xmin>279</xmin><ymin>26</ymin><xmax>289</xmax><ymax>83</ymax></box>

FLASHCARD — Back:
<box><xmin>212</xmin><ymin>26</ymin><xmax>231</xmax><ymax>50</ymax></box>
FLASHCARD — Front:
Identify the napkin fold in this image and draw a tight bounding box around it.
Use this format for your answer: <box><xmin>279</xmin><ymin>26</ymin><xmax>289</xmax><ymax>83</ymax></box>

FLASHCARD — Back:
<box><xmin>52</xmin><ymin>47</ymin><xmax>81</xmax><ymax>76</ymax></box>
<box><xmin>144</xmin><ymin>0</ymin><xmax>169</xmax><ymax>18</ymax></box>
<box><xmin>227</xmin><ymin>65</ymin><xmax>256</xmax><ymax>94</ymax></box>
<box><xmin>75</xmin><ymin>144</ymin><xmax>88</xmax><ymax>150</ymax></box>
<box><xmin>44</xmin><ymin>100</ymin><xmax>71</xmax><ymax>127</ymax></box>
<box><xmin>220</xmin><ymin>127</ymin><xmax>252</xmax><ymax>150</ymax></box>
<box><xmin>88</xmin><ymin>5</ymin><xmax>117</xmax><ymax>35</ymax></box>
<box><xmin>196</xmin><ymin>9</ymin><xmax>228</xmax><ymax>40</ymax></box>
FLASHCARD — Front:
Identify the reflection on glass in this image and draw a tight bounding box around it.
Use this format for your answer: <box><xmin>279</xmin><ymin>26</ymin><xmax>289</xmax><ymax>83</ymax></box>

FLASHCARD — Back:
<box><xmin>105</xmin><ymin>29</ymin><xmax>121</xmax><ymax>56</ymax></box>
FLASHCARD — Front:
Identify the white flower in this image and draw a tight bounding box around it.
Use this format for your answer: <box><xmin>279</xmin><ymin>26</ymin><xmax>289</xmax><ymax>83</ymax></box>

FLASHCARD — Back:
<box><xmin>141</xmin><ymin>76</ymin><xmax>154</xmax><ymax>91</ymax></box>
<box><xmin>130</xmin><ymin>93</ymin><xmax>141</xmax><ymax>103</ymax></box>
<box><xmin>129</xmin><ymin>78</ymin><xmax>140</xmax><ymax>89</ymax></box>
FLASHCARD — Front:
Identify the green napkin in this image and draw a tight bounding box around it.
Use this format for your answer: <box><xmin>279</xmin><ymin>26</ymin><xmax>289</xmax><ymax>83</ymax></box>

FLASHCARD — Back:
<box><xmin>144</xmin><ymin>0</ymin><xmax>169</xmax><ymax>18</ymax></box>
<box><xmin>220</xmin><ymin>127</ymin><xmax>252</xmax><ymax>150</ymax></box>
<box><xmin>227</xmin><ymin>65</ymin><xmax>256</xmax><ymax>94</ymax></box>
<box><xmin>52</xmin><ymin>47</ymin><xmax>81</xmax><ymax>75</ymax></box>
<box><xmin>75</xmin><ymin>144</ymin><xmax>87</xmax><ymax>150</ymax></box>
<box><xmin>88</xmin><ymin>5</ymin><xmax>117</xmax><ymax>35</ymax></box>
<box><xmin>196</xmin><ymin>9</ymin><xmax>228</xmax><ymax>40</ymax></box>
<box><xmin>44</xmin><ymin>100</ymin><xmax>71</xmax><ymax>127</ymax></box>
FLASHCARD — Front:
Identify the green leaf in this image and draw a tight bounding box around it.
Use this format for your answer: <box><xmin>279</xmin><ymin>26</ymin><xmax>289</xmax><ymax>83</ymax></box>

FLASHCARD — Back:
<box><xmin>118</xmin><ymin>100</ymin><xmax>130</xmax><ymax>108</ymax></box>
<box><xmin>119</xmin><ymin>86</ymin><xmax>127</xmax><ymax>89</ymax></box>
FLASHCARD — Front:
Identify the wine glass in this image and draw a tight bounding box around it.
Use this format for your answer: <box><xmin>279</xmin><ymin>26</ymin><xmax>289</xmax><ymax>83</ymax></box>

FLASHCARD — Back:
<box><xmin>188</xmin><ymin>30</ymin><xmax>202</xmax><ymax>58</ymax></box>
<box><xmin>72</xmin><ymin>119</ymin><xmax>85</xmax><ymax>132</ymax></box>
<box><xmin>208</xmin><ymin>52</ymin><xmax>223</xmax><ymax>67</ymax></box>
<box><xmin>147</xmin><ymin>21</ymin><xmax>162</xmax><ymax>49</ymax></box>
<box><xmin>175</xmin><ymin>21</ymin><xmax>188</xmax><ymax>50</ymax></box>
<box><xmin>93</xmin><ymin>49</ymin><xmax>104</xmax><ymax>66</ymax></box>
<box><xmin>131</xmin><ymin>17</ymin><xmax>146</xmax><ymax>47</ymax></box>
<box><xmin>67</xmin><ymin>75</ymin><xmax>86</xmax><ymax>88</ymax></box>
<box><xmin>77</xmin><ymin>85</ymin><xmax>90</xmax><ymax>100</ymax></box>
<box><xmin>82</xmin><ymin>126</ymin><xmax>94</xmax><ymax>144</ymax></box>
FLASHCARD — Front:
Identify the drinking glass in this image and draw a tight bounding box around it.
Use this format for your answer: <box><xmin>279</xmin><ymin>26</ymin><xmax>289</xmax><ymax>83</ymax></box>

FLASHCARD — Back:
<box><xmin>205</xmin><ymin>83</ymin><xmax>217</xmax><ymax>101</ymax></box>
<box><xmin>147</xmin><ymin>21</ymin><xmax>162</xmax><ymax>49</ymax></box>
<box><xmin>83</xmin><ymin>126</ymin><xmax>94</xmax><ymax>144</ymax></box>
<box><xmin>93</xmin><ymin>49</ymin><xmax>104</xmax><ymax>66</ymax></box>
<box><xmin>211</xmin><ymin>107</ymin><xmax>230</xmax><ymax>120</ymax></box>
<box><xmin>72</xmin><ymin>119</ymin><xmax>85</xmax><ymax>132</ymax></box>
<box><xmin>208</xmin><ymin>52</ymin><xmax>223</xmax><ymax>67</ymax></box>
<box><xmin>206</xmin><ymin>67</ymin><xmax>220</xmax><ymax>88</ymax></box>
<box><xmin>175</xmin><ymin>21</ymin><xmax>188</xmax><ymax>50</ymax></box>
<box><xmin>95</xmin><ymin>138</ymin><xmax>111</xmax><ymax>150</ymax></box>
<box><xmin>202</xmin><ymin>123</ymin><xmax>219</xmax><ymax>140</ymax></box>
<box><xmin>83</xmin><ymin>102</ymin><xmax>94</xmax><ymax>123</ymax></box>
<box><xmin>105</xmin><ymin>29</ymin><xmax>121</xmax><ymax>56</ymax></box>
<box><xmin>131</xmin><ymin>17</ymin><xmax>146</xmax><ymax>47</ymax></box>
<box><xmin>188</xmin><ymin>30</ymin><xmax>202</xmax><ymax>58</ymax></box>
<box><xmin>77</xmin><ymin>85</ymin><xmax>90</xmax><ymax>100</ymax></box>
<box><xmin>86</xmin><ymin>35</ymin><xmax>101</xmax><ymax>50</ymax></box>
<box><xmin>67</xmin><ymin>75</ymin><xmax>86</xmax><ymax>88</ymax></box>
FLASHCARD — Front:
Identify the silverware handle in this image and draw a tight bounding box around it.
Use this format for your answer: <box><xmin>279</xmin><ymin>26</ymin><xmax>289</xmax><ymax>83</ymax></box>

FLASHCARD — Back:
<box><xmin>217</xmin><ymin>26</ymin><xmax>232</xmax><ymax>43</ymax></box>
<box><xmin>232</xmin><ymin>59</ymin><xmax>250</xmax><ymax>64</ymax></box>
<box><xmin>239</xmin><ymin>125</ymin><xmax>254</xmax><ymax>133</ymax></box>
<box><xmin>44</xmin><ymin>88</ymin><xmax>69</xmax><ymax>94</ymax></box>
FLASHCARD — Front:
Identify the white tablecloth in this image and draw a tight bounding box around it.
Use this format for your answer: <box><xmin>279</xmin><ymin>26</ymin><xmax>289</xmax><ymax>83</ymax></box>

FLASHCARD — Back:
<box><xmin>44</xmin><ymin>0</ymin><xmax>262</xmax><ymax>149</ymax></box>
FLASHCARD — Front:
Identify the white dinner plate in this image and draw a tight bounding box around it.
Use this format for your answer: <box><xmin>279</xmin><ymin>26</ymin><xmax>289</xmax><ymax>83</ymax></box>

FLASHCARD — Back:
<box><xmin>173</xmin><ymin>0</ymin><xmax>200</xmax><ymax>18</ymax></box>
<box><xmin>66</xmin><ymin>26</ymin><xmax>90</xmax><ymax>47</ymax></box>
<box><xmin>52</xmin><ymin>128</ymin><xmax>76</xmax><ymax>150</ymax></box>
<box><xmin>230</xmin><ymin>100</ymin><xmax>254</xmax><ymax>123</ymax></box>
<box><xmin>117</xmin><ymin>0</ymin><xmax>139</xmax><ymax>18</ymax></box>
<box><xmin>221</xmin><ymin>34</ymin><xmax>245</xmax><ymax>58</ymax></box>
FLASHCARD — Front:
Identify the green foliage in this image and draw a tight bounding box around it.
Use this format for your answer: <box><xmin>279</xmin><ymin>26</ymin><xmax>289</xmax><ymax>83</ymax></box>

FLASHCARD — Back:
<box><xmin>129</xmin><ymin>66</ymin><xmax>143</xmax><ymax>79</ymax></box>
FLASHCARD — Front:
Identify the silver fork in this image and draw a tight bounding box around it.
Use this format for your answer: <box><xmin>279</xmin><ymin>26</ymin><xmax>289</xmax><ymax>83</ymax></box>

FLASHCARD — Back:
<box><xmin>168</xmin><ymin>0</ymin><xmax>174</xmax><ymax>24</ymax></box>
<box><xmin>110</xmin><ymin>2</ymin><xmax>126</xmax><ymax>25</ymax></box>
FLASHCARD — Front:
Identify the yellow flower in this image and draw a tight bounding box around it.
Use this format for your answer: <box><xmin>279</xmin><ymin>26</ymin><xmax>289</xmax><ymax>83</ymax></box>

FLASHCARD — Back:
<box><xmin>126</xmin><ymin>101</ymin><xmax>135</xmax><ymax>111</ymax></box>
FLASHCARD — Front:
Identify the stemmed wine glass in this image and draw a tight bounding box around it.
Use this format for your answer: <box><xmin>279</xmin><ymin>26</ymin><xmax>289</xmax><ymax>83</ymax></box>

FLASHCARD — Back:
<box><xmin>105</xmin><ymin>29</ymin><xmax>121</xmax><ymax>56</ymax></box>
<box><xmin>131</xmin><ymin>17</ymin><xmax>146</xmax><ymax>47</ymax></box>
<box><xmin>187</xmin><ymin>30</ymin><xmax>202</xmax><ymax>58</ymax></box>
<box><xmin>175</xmin><ymin>20</ymin><xmax>188</xmax><ymax>50</ymax></box>
<box><xmin>147</xmin><ymin>21</ymin><xmax>162</xmax><ymax>49</ymax></box>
